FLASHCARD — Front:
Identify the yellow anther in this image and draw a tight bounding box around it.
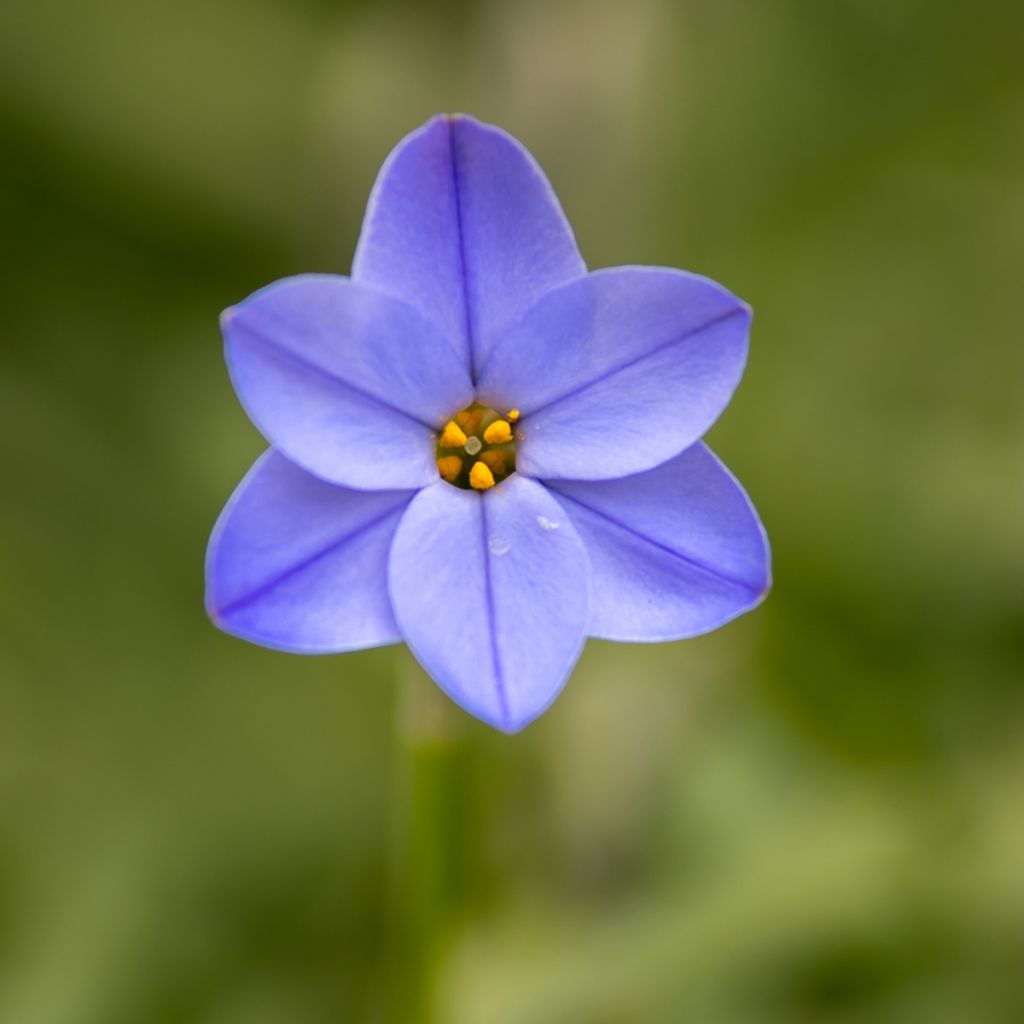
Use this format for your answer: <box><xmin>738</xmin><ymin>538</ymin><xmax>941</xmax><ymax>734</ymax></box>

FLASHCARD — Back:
<box><xmin>480</xmin><ymin>450</ymin><xmax>506</xmax><ymax>475</ymax></box>
<box><xmin>469</xmin><ymin>460</ymin><xmax>496</xmax><ymax>490</ymax></box>
<box><xmin>483</xmin><ymin>419</ymin><xmax>513</xmax><ymax>445</ymax></box>
<box><xmin>456</xmin><ymin>409</ymin><xmax>483</xmax><ymax>434</ymax></box>
<box><xmin>436</xmin><ymin>455</ymin><xmax>462</xmax><ymax>482</ymax></box>
<box><xmin>506</xmin><ymin>408</ymin><xmax>520</xmax><ymax>423</ymax></box>
<box><xmin>439</xmin><ymin>420</ymin><xmax>468</xmax><ymax>448</ymax></box>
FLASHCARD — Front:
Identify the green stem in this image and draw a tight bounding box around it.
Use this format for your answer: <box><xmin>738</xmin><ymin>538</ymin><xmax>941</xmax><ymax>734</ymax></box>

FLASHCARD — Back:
<box><xmin>378</xmin><ymin>653</ymin><xmax>472</xmax><ymax>1024</ymax></box>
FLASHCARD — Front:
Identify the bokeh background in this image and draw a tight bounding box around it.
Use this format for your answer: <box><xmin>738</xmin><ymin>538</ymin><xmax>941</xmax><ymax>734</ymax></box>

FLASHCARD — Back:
<box><xmin>2</xmin><ymin>1</ymin><xmax>1023</xmax><ymax>1021</ymax></box>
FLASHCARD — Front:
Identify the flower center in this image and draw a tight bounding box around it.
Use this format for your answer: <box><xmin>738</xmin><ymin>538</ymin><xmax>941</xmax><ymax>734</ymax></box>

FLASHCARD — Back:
<box><xmin>436</xmin><ymin>403</ymin><xmax>520</xmax><ymax>490</ymax></box>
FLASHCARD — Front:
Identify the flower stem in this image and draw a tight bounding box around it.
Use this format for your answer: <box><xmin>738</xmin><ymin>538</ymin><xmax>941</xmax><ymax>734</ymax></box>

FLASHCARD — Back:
<box><xmin>377</xmin><ymin>652</ymin><xmax>471</xmax><ymax>1023</ymax></box>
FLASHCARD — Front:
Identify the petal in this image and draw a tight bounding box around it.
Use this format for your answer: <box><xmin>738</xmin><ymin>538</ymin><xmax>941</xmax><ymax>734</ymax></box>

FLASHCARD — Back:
<box><xmin>388</xmin><ymin>477</ymin><xmax>590</xmax><ymax>732</ymax></box>
<box><xmin>352</xmin><ymin>114</ymin><xmax>586</xmax><ymax>378</ymax></box>
<box><xmin>223</xmin><ymin>274</ymin><xmax>474</xmax><ymax>490</ymax></box>
<box><xmin>546</xmin><ymin>444</ymin><xmax>769</xmax><ymax>641</ymax></box>
<box><xmin>206</xmin><ymin>450</ymin><xmax>416</xmax><ymax>652</ymax></box>
<box><xmin>477</xmin><ymin>267</ymin><xmax>751</xmax><ymax>480</ymax></box>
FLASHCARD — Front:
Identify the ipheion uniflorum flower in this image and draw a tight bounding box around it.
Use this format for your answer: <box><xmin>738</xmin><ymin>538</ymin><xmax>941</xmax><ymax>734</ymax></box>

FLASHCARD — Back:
<box><xmin>206</xmin><ymin>114</ymin><xmax>771</xmax><ymax>732</ymax></box>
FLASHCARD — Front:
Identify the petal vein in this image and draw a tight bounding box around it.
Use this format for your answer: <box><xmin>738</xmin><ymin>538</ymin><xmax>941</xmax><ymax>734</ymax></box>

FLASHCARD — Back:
<box><xmin>232</xmin><ymin>317</ymin><xmax>439</xmax><ymax>431</ymax></box>
<box><xmin>479</xmin><ymin>496</ymin><xmax>511</xmax><ymax>725</ymax></box>
<box><xmin>549</xmin><ymin>486</ymin><xmax>762</xmax><ymax>595</ymax></box>
<box><xmin>215</xmin><ymin>502</ymin><xmax>407</xmax><ymax>619</ymax></box>
<box><xmin>520</xmin><ymin>306</ymin><xmax>746</xmax><ymax>417</ymax></box>
<box><xmin>446</xmin><ymin>118</ymin><xmax>479</xmax><ymax>382</ymax></box>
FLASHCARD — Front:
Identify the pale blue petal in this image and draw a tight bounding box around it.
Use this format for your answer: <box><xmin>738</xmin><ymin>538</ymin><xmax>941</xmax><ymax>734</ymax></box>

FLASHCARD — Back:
<box><xmin>388</xmin><ymin>477</ymin><xmax>590</xmax><ymax>732</ymax></box>
<box><xmin>353</xmin><ymin>114</ymin><xmax>586</xmax><ymax>378</ymax></box>
<box><xmin>547</xmin><ymin>444</ymin><xmax>770</xmax><ymax>641</ymax></box>
<box><xmin>206</xmin><ymin>450</ymin><xmax>415</xmax><ymax>652</ymax></box>
<box><xmin>222</xmin><ymin>274</ymin><xmax>474</xmax><ymax>490</ymax></box>
<box><xmin>477</xmin><ymin>267</ymin><xmax>750</xmax><ymax>480</ymax></box>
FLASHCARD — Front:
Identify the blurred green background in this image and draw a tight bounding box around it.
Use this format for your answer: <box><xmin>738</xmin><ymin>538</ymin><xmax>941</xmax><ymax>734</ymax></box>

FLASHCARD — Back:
<box><xmin>2</xmin><ymin>1</ymin><xmax>1022</xmax><ymax>1021</ymax></box>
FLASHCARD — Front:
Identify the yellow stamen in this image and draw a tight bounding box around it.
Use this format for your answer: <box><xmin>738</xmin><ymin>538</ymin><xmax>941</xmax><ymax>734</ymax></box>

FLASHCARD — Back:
<box><xmin>480</xmin><ymin>450</ymin><xmax>506</xmax><ymax>475</ymax></box>
<box><xmin>469</xmin><ymin>460</ymin><xmax>496</xmax><ymax>490</ymax></box>
<box><xmin>483</xmin><ymin>419</ymin><xmax>513</xmax><ymax>445</ymax></box>
<box><xmin>436</xmin><ymin>455</ymin><xmax>462</xmax><ymax>482</ymax></box>
<box><xmin>439</xmin><ymin>420</ymin><xmax>468</xmax><ymax>448</ymax></box>
<box><xmin>506</xmin><ymin>408</ymin><xmax>520</xmax><ymax>423</ymax></box>
<box><xmin>456</xmin><ymin>409</ymin><xmax>483</xmax><ymax>434</ymax></box>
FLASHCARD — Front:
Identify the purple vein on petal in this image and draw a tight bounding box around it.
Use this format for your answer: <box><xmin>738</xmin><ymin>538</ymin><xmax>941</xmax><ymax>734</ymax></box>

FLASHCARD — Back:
<box><xmin>229</xmin><ymin>317</ymin><xmax>440</xmax><ymax>431</ymax></box>
<box><xmin>549</xmin><ymin>487</ymin><xmax>764</xmax><ymax>595</ymax></box>
<box><xmin>479</xmin><ymin>495</ymin><xmax>511</xmax><ymax>726</ymax></box>
<box><xmin>445</xmin><ymin>116</ymin><xmax>479</xmax><ymax>383</ymax></box>
<box><xmin>517</xmin><ymin>306</ymin><xmax>747</xmax><ymax>417</ymax></box>
<box><xmin>212</xmin><ymin>503</ymin><xmax>408</xmax><ymax>620</ymax></box>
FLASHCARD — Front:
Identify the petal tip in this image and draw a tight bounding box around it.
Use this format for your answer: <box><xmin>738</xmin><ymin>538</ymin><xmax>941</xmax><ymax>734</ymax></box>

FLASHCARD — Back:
<box><xmin>497</xmin><ymin>710</ymin><xmax>544</xmax><ymax>734</ymax></box>
<box><xmin>204</xmin><ymin>585</ymin><xmax>238</xmax><ymax>638</ymax></box>
<box><xmin>206</xmin><ymin>602</ymin><xmax>231</xmax><ymax>635</ymax></box>
<box><xmin>470</xmin><ymin>701</ymin><xmax>545</xmax><ymax>735</ymax></box>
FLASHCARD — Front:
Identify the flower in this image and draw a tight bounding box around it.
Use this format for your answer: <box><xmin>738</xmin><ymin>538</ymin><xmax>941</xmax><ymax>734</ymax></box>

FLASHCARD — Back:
<box><xmin>206</xmin><ymin>114</ymin><xmax>770</xmax><ymax>733</ymax></box>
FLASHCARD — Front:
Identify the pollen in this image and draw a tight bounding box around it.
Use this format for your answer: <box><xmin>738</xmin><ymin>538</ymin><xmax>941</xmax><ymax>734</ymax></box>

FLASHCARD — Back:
<box><xmin>480</xmin><ymin>449</ymin><xmax>506</xmax><ymax>475</ymax></box>
<box><xmin>506</xmin><ymin>408</ymin><xmax>520</xmax><ymax>423</ymax></box>
<box><xmin>439</xmin><ymin>420</ymin><xmax>468</xmax><ymax>448</ymax></box>
<box><xmin>436</xmin><ymin>454</ymin><xmax>463</xmax><ymax>482</ymax></box>
<box><xmin>456</xmin><ymin>408</ymin><xmax>484</xmax><ymax>434</ymax></box>
<box><xmin>483</xmin><ymin>419</ymin><xmax>513</xmax><ymax>445</ymax></box>
<box><xmin>469</xmin><ymin>460</ymin><xmax>496</xmax><ymax>490</ymax></box>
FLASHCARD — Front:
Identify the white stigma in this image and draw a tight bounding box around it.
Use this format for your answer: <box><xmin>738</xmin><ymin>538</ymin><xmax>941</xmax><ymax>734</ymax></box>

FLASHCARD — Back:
<box><xmin>465</xmin><ymin>436</ymin><xmax>482</xmax><ymax>455</ymax></box>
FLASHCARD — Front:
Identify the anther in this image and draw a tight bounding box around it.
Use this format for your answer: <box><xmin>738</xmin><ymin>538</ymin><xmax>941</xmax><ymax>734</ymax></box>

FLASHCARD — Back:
<box><xmin>456</xmin><ymin>409</ymin><xmax>483</xmax><ymax>434</ymax></box>
<box><xmin>506</xmin><ymin>409</ymin><xmax>520</xmax><ymax>423</ymax></box>
<box><xmin>483</xmin><ymin>419</ymin><xmax>512</xmax><ymax>445</ymax></box>
<box><xmin>439</xmin><ymin>420</ymin><xmax>468</xmax><ymax>448</ymax></box>
<box><xmin>481</xmin><ymin>450</ymin><xmax>506</xmax><ymax>475</ymax></box>
<box><xmin>469</xmin><ymin>461</ymin><xmax>496</xmax><ymax>490</ymax></box>
<box><xmin>436</xmin><ymin>455</ymin><xmax>462</xmax><ymax>482</ymax></box>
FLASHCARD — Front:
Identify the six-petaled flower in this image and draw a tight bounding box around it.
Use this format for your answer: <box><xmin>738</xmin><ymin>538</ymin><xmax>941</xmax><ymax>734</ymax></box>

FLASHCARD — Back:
<box><xmin>206</xmin><ymin>114</ymin><xmax>771</xmax><ymax>732</ymax></box>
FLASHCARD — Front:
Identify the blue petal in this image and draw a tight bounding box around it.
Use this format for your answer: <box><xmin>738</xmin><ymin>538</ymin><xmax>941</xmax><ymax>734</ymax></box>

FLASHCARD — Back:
<box><xmin>477</xmin><ymin>267</ymin><xmax>750</xmax><ymax>480</ymax></box>
<box><xmin>352</xmin><ymin>114</ymin><xmax>586</xmax><ymax>379</ymax></box>
<box><xmin>223</xmin><ymin>274</ymin><xmax>474</xmax><ymax>490</ymax></box>
<box><xmin>546</xmin><ymin>444</ymin><xmax>770</xmax><ymax>641</ymax></box>
<box><xmin>206</xmin><ymin>450</ymin><xmax>416</xmax><ymax>652</ymax></box>
<box><xmin>388</xmin><ymin>477</ymin><xmax>590</xmax><ymax>732</ymax></box>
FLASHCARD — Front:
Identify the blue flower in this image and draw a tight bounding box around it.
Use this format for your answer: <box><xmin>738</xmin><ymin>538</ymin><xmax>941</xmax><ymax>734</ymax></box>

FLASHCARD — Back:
<box><xmin>206</xmin><ymin>114</ymin><xmax>770</xmax><ymax>732</ymax></box>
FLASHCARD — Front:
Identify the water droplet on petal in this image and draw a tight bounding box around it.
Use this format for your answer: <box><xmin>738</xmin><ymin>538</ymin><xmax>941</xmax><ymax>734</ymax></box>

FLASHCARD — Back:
<box><xmin>488</xmin><ymin>536</ymin><xmax>511</xmax><ymax>557</ymax></box>
<box><xmin>536</xmin><ymin>515</ymin><xmax>559</xmax><ymax>531</ymax></box>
